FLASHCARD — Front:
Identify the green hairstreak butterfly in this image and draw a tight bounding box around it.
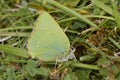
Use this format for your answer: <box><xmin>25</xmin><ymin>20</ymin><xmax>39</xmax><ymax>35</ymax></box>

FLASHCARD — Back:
<box><xmin>27</xmin><ymin>11</ymin><xmax>76</xmax><ymax>62</ymax></box>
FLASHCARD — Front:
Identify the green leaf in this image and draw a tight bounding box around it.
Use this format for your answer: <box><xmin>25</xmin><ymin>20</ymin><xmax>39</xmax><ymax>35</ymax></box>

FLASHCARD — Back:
<box><xmin>7</xmin><ymin>67</ymin><xmax>15</xmax><ymax>80</ymax></box>
<box><xmin>97</xmin><ymin>57</ymin><xmax>110</xmax><ymax>77</ymax></box>
<box><xmin>75</xmin><ymin>69</ymin><xmax>91</xmax><ymax>80</ymax></box>
<box><xmin>116</xmin><ymin>72</ymin><xmax>120</xmax><ymax>80</ymax></box>
<box><xmin>25</xmin><ymin>60</ymin><xmax>38</xmax><ymax>76</ymax></box>
<box><xmin>80</xmin><ymin>55</ymin><xmax>96</xmax><ymax>62</ymax></box>
<box><xmin>64</xmin><ymin>69</ymin><xmax>78</xmax><ymax>80</ymax></box>
<box><xmin>0</xmin><ymin>75</ymin><xmax>4</xmax><ymax>80</ymax></box>
<box><xmin>64</xmin><ymin>73</ymin><xmax>71</xmax><ymax>80</ymax></box>
<box><xmin>97</xmin><ymin>58</ymin><xmax>110</xmax><ymax>66</ymax></box>
<box><xmin>18</xmin><ymin>7</ymin><xmax>31</xmax><ymax>16</ymax></box>
<box><xmin>36</xmin><ymin>67</ymin><xmax>50</xmax><ymax>76</ymax></box>
<box><xmin>99</xmin><ymin>67</ymin><xmax>108</xmax><ymax>77</ymax></box>
<box><xmin>71</xmin><ymin>21</ymin><xmax>87</xmax><ymax>29</ymax></box>
<box><xmin>97</xmin><ymin>57</ymin><xmax>119</xmax><ymax>79</ymax></box>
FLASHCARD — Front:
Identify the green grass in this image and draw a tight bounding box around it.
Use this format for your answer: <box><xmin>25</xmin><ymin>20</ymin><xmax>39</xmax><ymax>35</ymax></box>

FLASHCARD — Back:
<box><xmin>0</xmin><ymin>0</ymin><xmax>120</xmax><ymax>80</ymax></box>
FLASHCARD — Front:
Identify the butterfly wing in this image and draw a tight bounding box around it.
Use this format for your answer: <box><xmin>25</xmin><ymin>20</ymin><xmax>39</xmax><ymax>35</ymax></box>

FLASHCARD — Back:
<box><xmin>27</xmin><ymin>11</ymin><xmax>70</xmax><ymax>61</ymax></box>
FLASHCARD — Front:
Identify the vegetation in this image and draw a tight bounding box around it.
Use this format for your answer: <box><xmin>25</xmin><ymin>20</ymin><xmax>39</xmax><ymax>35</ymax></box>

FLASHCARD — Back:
<box><xmin>0</xmin><ymin>0</ymin><xmax>120</xmax><ymax>80</ymax></box>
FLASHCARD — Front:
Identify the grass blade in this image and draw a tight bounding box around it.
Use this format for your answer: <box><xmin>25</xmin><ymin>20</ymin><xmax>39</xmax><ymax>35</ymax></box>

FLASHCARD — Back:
<box><xmin>70</xmin><ymin>62</ymin><xmax>99</xmax><ymax>70</ymax></box>
<box><xmin>108</xmin><ymin>37</ymin><xmax>120</xmax><ymax>49</ymax></box>
<box><xmin>111</xmin><ymin>0</ymin><xmax>120</xmax><ymax>29</ymax></box>
<box><xmin>46</xmin><ymin>0</ymin><xmax>99</xmax><ymax>29</ymax></box>
<box><xmin>92</xmin><ymin>0</ymin><xmax>113</xmax><ymax>15</ymax></box>
<box><xmin>0</xmin><ymin>32</ymin><xmax>30</xmax><ymax>37</ymax></box>
<box><xmin>0</xmin><ymin>44</ymin><xmax>28</xmax><ymax>58</ymax></box>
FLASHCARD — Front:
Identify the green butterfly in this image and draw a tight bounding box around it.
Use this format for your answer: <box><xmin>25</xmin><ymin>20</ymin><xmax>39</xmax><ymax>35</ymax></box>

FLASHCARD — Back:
<box><xmin>27</xmin><ymin>11</ymin><xmax>76</xmax><ymax>62</ymax></box>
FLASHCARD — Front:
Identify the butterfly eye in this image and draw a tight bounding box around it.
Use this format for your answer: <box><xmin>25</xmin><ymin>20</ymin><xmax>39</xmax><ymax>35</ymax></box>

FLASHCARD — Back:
<box><xmin>71</xmin><ymin>47</ymin><xmax>76</xmax><ymax>52</ymax></box>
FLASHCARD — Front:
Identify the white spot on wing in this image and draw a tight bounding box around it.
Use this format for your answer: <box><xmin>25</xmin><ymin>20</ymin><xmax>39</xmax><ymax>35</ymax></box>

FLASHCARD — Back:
<box><xmin>47</xmin><ymin>32</ymin><xmax>50</xmax><ymax>34</ymax></box>
<box><xmin>37</xmin><ymin>41</ymin><xmax>40</xmax><ymax>44</ymax></box>
<box><xmin>36</xmin><ymin>41</ymin><xmax>40</xmax><ymax>48</ymax></box>
<box><xmin>36</xmin><ymin>45</ymin><xmax>39</xmax><ymax>47</ymax></box>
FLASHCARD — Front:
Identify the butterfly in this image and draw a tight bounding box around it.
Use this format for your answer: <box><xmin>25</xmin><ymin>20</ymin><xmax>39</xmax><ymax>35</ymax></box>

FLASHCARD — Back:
<box><xmin>27</xmin><ymin>11</ymin><xmax>76</xmax><ymax>62</ymax></box>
